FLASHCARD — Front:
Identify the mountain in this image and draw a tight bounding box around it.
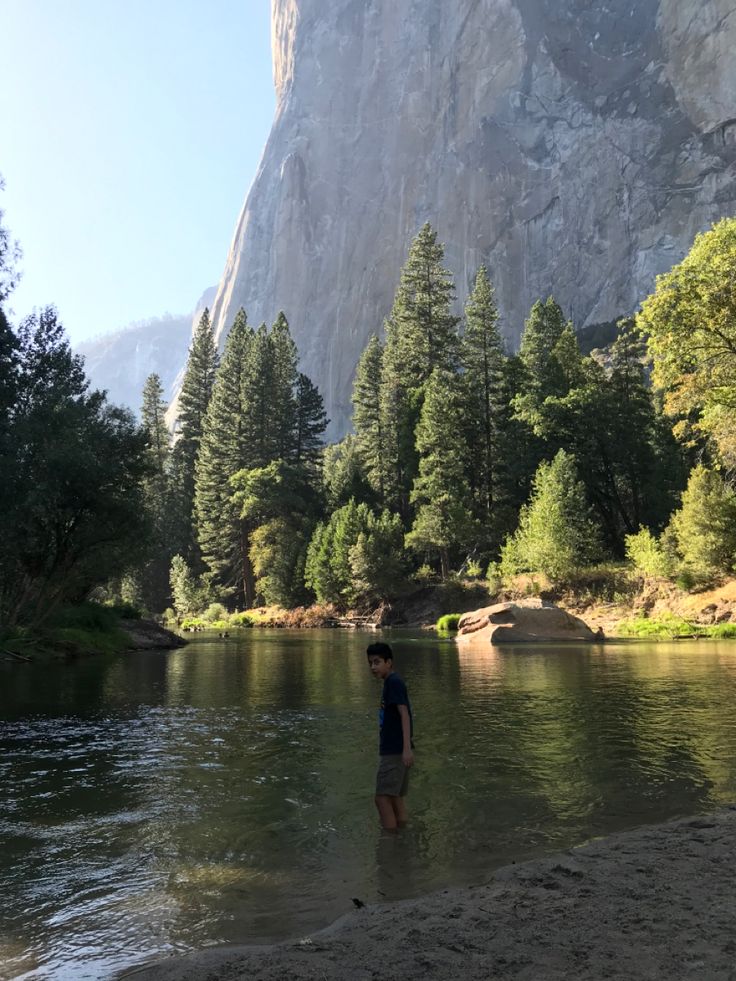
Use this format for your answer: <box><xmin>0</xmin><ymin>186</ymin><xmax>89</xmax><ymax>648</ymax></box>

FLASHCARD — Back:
<box><xmin>202</xmin><ymin>0</ymin><xmax>736</xmax><ymax>440</ymax></box>
<box><xmin>76</xmin><ymin>287</ymin><xmax>215</xmax><ymax>413</ymax></box>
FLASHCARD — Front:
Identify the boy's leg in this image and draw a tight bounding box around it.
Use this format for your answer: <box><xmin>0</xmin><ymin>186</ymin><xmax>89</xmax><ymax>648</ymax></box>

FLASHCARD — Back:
<box><xmin>375</xmin><ymin>794</ymin><xmax>398</xmax><ymax>830</ymax></box>
<box><xmin>391</xmin><ymin>795</ymin><xmax>408</xmax><ymax>826</ymax></box>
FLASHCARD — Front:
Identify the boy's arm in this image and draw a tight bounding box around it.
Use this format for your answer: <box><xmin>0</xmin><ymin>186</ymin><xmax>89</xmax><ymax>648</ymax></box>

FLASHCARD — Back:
<box><xmin>398</xmin><ymin>705</ymin><xmax>414</xmax><ymax>767</ymax></box>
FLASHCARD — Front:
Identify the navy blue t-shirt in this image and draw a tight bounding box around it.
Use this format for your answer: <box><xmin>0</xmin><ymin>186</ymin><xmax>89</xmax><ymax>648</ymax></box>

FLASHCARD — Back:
<box><xmin>379</xmin><ymin>672</ymin><xmax>413</xmax><ymax>755</ymax></box>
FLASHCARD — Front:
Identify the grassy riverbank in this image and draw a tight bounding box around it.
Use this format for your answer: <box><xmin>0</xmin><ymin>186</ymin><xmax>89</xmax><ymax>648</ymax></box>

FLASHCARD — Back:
<box><xmin>168</xmin><ymin>572</ymin><xmax>736</xmax><ymax>640</ymax></box>
<box><xmin>1</xmin><ymin>603</ymin><xmax>183</xmax><ymax>663</ymax></box>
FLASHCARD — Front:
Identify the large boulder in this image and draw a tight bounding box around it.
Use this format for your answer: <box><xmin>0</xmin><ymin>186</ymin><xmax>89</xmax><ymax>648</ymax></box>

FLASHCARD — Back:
<box><xmin>457</xmin><ymin>599</ymin><xmax>598</xmax><ymax>644</ymax></box>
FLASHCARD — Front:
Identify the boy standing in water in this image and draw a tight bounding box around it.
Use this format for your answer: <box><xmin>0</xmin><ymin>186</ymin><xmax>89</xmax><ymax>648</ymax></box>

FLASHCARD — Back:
<box><xmin>366</xmin><ymin>642</ymin><xmax>414</xmax><ymax>830</ymax></box>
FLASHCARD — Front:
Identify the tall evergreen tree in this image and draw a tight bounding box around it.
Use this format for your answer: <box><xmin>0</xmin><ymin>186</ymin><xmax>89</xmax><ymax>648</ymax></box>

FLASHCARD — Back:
<box><xmin>405</xmin><ymin>368</ymin><xmax>476</xmax><ymax>579</ymax></box>
<box><xmin>171</xmin><ymin>308</ymin><xmax>219</xmax><ymax>561</ymax></box>
<box><xmin>136</xmin><ymin>373</ymin><xmax>173</xmax><ymax>611</ymax></box>
<box><xmin>141</xmin><ymin>374</ymin><xmax>169</xmax><ymax>480</ymax></box>
<box><xmin>194</xmin><ymin>309</ymin><xmax>255</xmax><ymax>605</ymax></box>
<box><xmin>294</xmin><ymin>371</ymin><xmax>328</xmax><ymax>472</ymax></box>
<box><xmin>322</xmin><ymin>436</ymin><xmax>374</xmax><ymax>511</ymax></box>
<box><xmin>270</xmin><ymin>311</ymin><xmax>299</xmax><ymax>459</ymax></box>
<box><xmin>459</xmin><ymin>266</ymin><xmax>507</xmax><ymax>541</ymax></box>
<box><xmin>514</xmin><ymin>297</ymin><xmax>570</xmax><ymax>427</ymax></box>
<box><xmin>380</xmin><ymin>223</ymin><xmax>460</xmax><ymax>516</ymax></box>
<box><xmin>352</xmin><ymin>334</ymin><xmax>387</xmax><ymax>504</ymax></box>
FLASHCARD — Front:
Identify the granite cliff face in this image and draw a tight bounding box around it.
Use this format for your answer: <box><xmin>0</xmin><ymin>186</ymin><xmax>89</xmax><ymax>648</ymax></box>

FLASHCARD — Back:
<box><xmin>78</xmin><ymin>288</ymin><xmax>214</xmax><ymax>413</ymax></box>
<box><xmin>209</xmin><ymin>0</ymin><xmax>736</xmax><ymax>438</ymax></box>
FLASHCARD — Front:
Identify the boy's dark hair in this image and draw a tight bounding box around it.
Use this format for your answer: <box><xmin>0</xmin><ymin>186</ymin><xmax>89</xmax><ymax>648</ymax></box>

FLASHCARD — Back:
<box><xmin>366</xmin><ymin>642</ymin><xmax>393</xmax><ymax>661</ymax></box>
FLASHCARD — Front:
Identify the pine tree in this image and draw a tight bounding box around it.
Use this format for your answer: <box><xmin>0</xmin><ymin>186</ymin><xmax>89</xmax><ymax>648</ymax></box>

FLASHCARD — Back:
<box><xmin>514</xmin><ymin>297</ymin><xmax>570</xmax><ymax>427</ymax></box>
<box><xmin>459</xmin><ymin>266</ymin><xmax>507</xmax><ymax>541</ymax></box>
<box><xmin>194</xmin><ymin>309</ymin><xmax>255</xmax><ymax>605</ymax></box>
<box><xmin>294</xmin><ymin>371</ymin><xmax>328</xmax><ymax>473</ymax></box>
<box><xmin>352</xmin><ymin>334</ymin><xmax>388</xmax><ymax>504</ymax></box>
<box><xmin>171</xmin><ymin>308</ymin><xmax>219</xmax><ymax>561</ymax></box>
<box><xmin>269</xmin><ymin>312</ymin><xmax>299</xmax><ymax>459</ymax></box>
<box><xmin>240</xmin><ymin>321</ymin><xmax>297</xmax><ymax>468</ymax></box>
<box><xmin>405</xmin><ymin>369</ymin><xmax>476</xmax><ymax>579</ymax></box>
<box><xmin>380</xmin><ymin>223</ymin><xmax>461</xmax><ymax>516</ymax></box>
<box><xmin>135</xmin><ymin>373</ymin><xmax>173</xmax><ymax>611</ymax></box>
<box><xmin>322</xmin><ymin>436</ymin><xmax>374</xmax><ymax>511</ymax></box>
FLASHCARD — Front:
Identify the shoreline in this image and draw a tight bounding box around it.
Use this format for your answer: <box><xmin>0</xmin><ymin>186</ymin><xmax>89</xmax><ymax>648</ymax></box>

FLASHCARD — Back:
<box><xmin>123</xmin><ymin>805</ymin><xmax>736</xmax><ymax>980</ymax></box>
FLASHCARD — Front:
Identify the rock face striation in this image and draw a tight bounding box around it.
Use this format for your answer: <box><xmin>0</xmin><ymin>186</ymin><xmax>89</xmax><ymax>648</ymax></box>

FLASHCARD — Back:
<box><xmin>209</xmin><ymin>0</ymin><xmax>736</xmax><ymax>438</ymax></box>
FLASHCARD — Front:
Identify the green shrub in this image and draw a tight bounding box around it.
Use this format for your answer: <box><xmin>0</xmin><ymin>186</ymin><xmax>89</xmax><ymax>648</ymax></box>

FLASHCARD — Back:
<box><xmin>625</xmin><ymin>528</ymin><xmax>676</xmax><ymax>579</ymax></box>
<box><xmin>414</xmin><ymin>564</ymin><xmax>437</xmax><ymax>584</ymax></box>
<box><xmin>485</xmin><ymin>561</ymin><xmax>503</xmax><ymax>594</ymax></box>
<box><xmin>436</xmin><ymin>613</ymin><xmax>461</xmax><ymax>633</ymax></box>
<box><xmin>204</xmin><ymin>602</ymin><xmax>228</xmax><ymax>623</ymax></box>
<box><xmin>465</xmin><ymin>560</ymin><xmax>483</xmax><ymax>580</ymax></box>
<box><xmin>229</xmin><ymin>611</ymin><xmax>255</xmax><ymax>627</ymax></box>
<box><xmin>180</xmin><ymin>617</ymin><xmax>208</xmax><ymax>631</ymax></box>
<box><xmin>210</xmin><ymin>619</ymin><xmax>230</xmax><ymax>631</ymax></box>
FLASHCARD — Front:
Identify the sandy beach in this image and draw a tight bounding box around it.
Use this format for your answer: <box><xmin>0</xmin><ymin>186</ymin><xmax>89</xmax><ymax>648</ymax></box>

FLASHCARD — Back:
<box><xmin>124</xmin><ymin>806</ymin><xmax>736</xmax><ymax>980</ymax></box>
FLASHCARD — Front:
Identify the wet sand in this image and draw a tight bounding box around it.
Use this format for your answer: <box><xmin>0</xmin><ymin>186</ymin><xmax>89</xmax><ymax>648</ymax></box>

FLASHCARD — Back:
<box><xmin>123</xmin><ymin>806</ymin><xmax>736</xmax><ymax>980</ymax></box>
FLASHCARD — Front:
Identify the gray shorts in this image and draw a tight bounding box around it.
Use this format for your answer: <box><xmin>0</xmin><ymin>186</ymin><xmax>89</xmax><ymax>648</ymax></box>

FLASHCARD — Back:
<box><xmin>376</xmin><ymin>754</ymin><xmax>410</xmax><ymax>797</ymax></box>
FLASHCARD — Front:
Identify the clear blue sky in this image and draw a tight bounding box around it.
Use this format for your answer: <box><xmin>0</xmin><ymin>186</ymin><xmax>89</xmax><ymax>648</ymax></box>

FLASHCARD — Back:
<box><xmin>0</xmin><ymin>0</ymin><xmax>275</xmax><ymax>343</ymax></box>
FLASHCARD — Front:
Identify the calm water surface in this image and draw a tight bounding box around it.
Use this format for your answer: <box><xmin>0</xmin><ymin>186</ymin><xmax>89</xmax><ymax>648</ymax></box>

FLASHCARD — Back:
<box><xmin>2</xmin><ymin>629</ymin><xmax>736</xmax><ymax>979</ymax></box>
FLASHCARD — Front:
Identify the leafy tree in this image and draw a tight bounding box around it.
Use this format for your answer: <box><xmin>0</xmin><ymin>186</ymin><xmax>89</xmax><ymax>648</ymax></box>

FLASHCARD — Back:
<box><xmin>170</xmin><ymin>308</ymin><xmax>219</xmax><ymax>560</ymax></box>
<box><xmin>625</xmin><ymin>527</ymin><xmax>677</xmax><ymax>579</ymax></box>
<box><xmin>169</xmin><ymin>554</ymin><xmax>207</xmax><ymax>618</ymax></box>
<box><xmin>459</xmin><ymin>266</ymin><xmax>507</xmax><ymax>543</ymax></box>
<box><xmin>0</xmin><ymin>307</ymin><xmax>149</xmax><ymax>626</ymax></box>
<box><xmin>500</xmin><ymin>449</ymin><xmax>602</xmax><ymax>583</ymax></box>
<box><xmin>405</xmin><ymin>369</ymin><xmax>476</xmax><ymax>579</ymax></box>
<box><xmin>348</xmin><ymin>510</ymin><xmax>406</xmax><ymax>604</ymax></box>
<box><xmin>637</xmin><ymin>218</ymin><xmax>736</xmax><ymax>467</ymax></box>
<box><xmin>380</xmin><ymin>223</ymin><xmax>461</xmax><ymax>515</ymax></box>
<box><xmin>305</xmin><ymin>501</ymin><xmax>406</xmax><ymax>608</ymax></box>
<box><xmin>668</xmin><ymin>465</ymin><xmax>736</xmax><ymax>582</ymax></box>
<box><xmin>249</xmin><ymin>518</ymin><xmax>310</xmax><ymax>608</ymax></box>
<box><xmin>0</xmin><ymin>175</ymin><xmax>20</xmax><ymax>304</ymax></box>
<box><xmin>231</xmin><ymin>461</ymin><xmax>318</xmax><ymax>608</ymax></box>
<box><xmin>532</xmin><ymin>322</ymin><xmax>683</xmax><ymax>553</ymax></box>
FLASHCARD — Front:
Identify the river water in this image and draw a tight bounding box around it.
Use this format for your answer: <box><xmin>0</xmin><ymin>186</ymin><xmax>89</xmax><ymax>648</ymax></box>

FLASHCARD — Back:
<box><xmin>2</xmin><ymin>629</ymin><xmax>736</xmax><ymax>979</ymax></box>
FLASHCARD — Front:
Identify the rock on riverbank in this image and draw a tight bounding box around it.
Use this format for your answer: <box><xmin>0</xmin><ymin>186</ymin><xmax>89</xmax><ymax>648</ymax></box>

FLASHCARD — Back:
<box><xmin>119</xmin><ymin>619</ymin><xmax>185</xmax><ymax>651</ymax></box>
<box><xmin>123</xmin><ymin>807</ymin><xmax>736</xmax><ymax>981</ymax></box>
<box><xmin>457</xmin><ymin>598</ymin><xmax>598</xmax><ymax>644</ymax></box>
